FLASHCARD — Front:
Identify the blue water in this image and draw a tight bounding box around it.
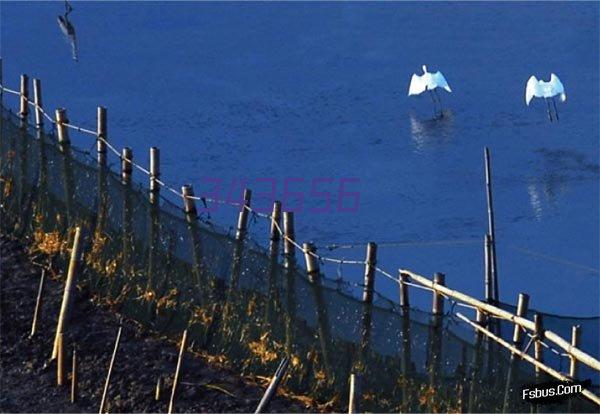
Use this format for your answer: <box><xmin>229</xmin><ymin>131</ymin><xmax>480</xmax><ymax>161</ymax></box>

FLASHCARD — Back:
<box><xmin>1</xmin><ymin>2</ymin><xmax>598</xmax><ymax>316</ymax></box>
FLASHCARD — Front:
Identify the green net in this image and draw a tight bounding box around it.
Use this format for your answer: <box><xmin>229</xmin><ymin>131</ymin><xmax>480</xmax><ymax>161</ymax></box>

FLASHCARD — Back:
<box><xmin>0</xmin><ymin>105</ymin><xmax>597</xmax><ymax>412</ymax></box>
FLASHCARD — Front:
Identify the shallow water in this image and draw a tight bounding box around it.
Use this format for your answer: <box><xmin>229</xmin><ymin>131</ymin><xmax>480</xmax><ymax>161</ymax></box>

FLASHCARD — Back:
<box><xmin>1</xmin><ymin>1</ymin><xmax>598</xmax><ymax>317</ymax></box>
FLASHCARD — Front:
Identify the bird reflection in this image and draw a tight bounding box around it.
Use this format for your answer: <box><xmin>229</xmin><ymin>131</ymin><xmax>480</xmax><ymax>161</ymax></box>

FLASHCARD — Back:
<box><xmin>57</xmin><ymin>0</ymin><xmax>78</xmax><ymax>62</ymax></box>
<box><xmin>409</xmin><ymin>110</ymin><xmax>454</xmax><ymax>153</ymax></box>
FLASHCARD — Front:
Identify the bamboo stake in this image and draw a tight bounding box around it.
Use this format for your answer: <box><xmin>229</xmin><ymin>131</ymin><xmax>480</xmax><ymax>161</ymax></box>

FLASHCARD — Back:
<box><xmin>97</xmin><ymin>107</ymin><xmax>107</xmax><ymax>165</ymax></box>
<box><xmin>512</xmin><ymin>293</ymin><xmax>529</xmax><ymax>346</ymax></box>
<box><xmin>362</xmin><ymin>242</ymin><xmax>377</xmax><ymax>304</ymax></box>
<box><xmin>254</xmin><ymin>357</ymin><xmax>290</xmax><ymax>414</ymax></box>
<box><xmin>150</xmin><ymin>147</ymin><xmax>160</xmax><ymax>204</ymax></box>
<box><xmin>399</xmin><ymin>271</ymin><xmax>410</xmax><ymax>308</ymax></box>
<box><xmin>270</xmin><ymin>200</ymin><xmax>282</xmax><ymax>241</ymax></box>
<box><xmin>348</xmin><ymin>373</ymin><xmax>361</xmax><ymax>414</ymax></box>
<box><xmin>57</xmin><ymin>333</ymin><xmax>65</xmax><ymax>386</ymax></box>
<box><xmin>401</xmin><ymin>268</ymin><xmax>600</xmax><ymax>372</ymax></box>
<box><xmin>235</xmin><ymin>188</ymin><xmax>252</xmax><ymax>240</ymax></box>
<box><xmin>33</xmin><ymin>78</ymin><xmax>43</xmax><ymax>128</ymax></box>
<box><xmin>303</xmin><ymin>243</ymin><xmax>319</xmax><ymax>282</ymax></box>
<box><xmin>283</xmin><ymin>212</ymin><xmax>295</xmax><ymax>261</ymax></box>
<box><xmin>168</xmin><ymin>329</ymin><xmax>188</xmax><ymax>414</ymax></box>
<box><xmin>121</xmin><ymin>147</ymin><xmax>132</xmax><ymax>185</ymax></box>
<box><xmin>534</xmin><ymin>314</ymin><xmax>544</xmax><ymax>373</ymax></box>
<box><xmin>71</xmin><ymin>347</ymin><xmax>78</xmax><ymax>403</ymax></box>
<box><xmin>29</xmin><ymin>269</ymin><xmax>46</xmax><ymax>338</ymax></box>
<box><xmin>456</xmin><ymin>312</ymin><xmax>600</xmax><ymax>406</ymax></box>
<box><xmin>484</xmin><ymin>147</ymin><xmax>499</xmax><ymax>303</ymax></box>
<box><xmin>181</xmin><ymin>185</ymin><xmax>197</xmax><ymax>219</ymax></box>
<box><xmin>155</xmin><ymin>376</ymin><xmax>162</xmax><ymax>401</ymax></box>
<box><xmin>99</xmin><ymin>325</ymin><xmax>123</xmax><ymax>414</ymax></box>
<box><xmin>52</xmin><ymin>227</ymin><xmax>83</xmax><ymax>359</ymax></box>
<box><xmin>484</xmin><ymin>234</ymin><xmax>492</xmax><ymax>302</ymax></box>
<box><xmin>19</xmin><ymin>74</ymin><xmax>29</xmax><ymax>122</ymax></box>
<box><xmin>570</xmin><ymin>325</ymin><xmax>581</xmax><ymax>379</ymax></box>
<box><xmin>55</xmin><ymin>108</ymin><xmax>70</xmax><ymax>146</ymax></box>
<box><xmin>431</xmin><ymin>272</ymin><xmax>445</xmax><ymax>315</ymax></box>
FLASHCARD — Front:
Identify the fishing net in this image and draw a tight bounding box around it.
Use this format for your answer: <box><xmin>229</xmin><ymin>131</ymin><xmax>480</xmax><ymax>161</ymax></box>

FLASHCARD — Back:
<box><xmin>0</xmin><ymin>105</ymin><xmax>597</xmax><ymax>412</ymax></box>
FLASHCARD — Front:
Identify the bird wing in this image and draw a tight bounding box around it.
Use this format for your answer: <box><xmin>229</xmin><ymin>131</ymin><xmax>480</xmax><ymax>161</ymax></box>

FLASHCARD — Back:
<box><xmin>525</xmin><ymin>76</ymin><xmax>541</xmax><ymax>106</ymax></box>
<box><xmin>431</xmin><ymin>71</ymin><xmax>452</xmax><ymax>92</ymax></box>
<box><xmin>408</xmin><ymin>74</ymin><xmax>426</xmax><ymax>96</ymax></box>
<box><xmin>550</xmin><ymin>73</ymin><xmax>566</xmax><ymax>102</ymax></box>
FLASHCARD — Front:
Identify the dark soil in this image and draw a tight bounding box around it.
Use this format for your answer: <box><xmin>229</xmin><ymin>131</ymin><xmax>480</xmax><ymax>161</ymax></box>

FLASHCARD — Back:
<box><xmin>0</xmin><ymin>235</ymin><xmax>315</xmax><ymax>413</ymax></box>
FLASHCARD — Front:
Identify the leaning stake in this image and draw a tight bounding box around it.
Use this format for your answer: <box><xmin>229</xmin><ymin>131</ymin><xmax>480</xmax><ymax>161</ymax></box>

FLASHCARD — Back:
<box><xmin>255</xmin><ymin>356</ymin><xmax>290</xmax><ymax>414</ymax></box>
<box><xmin>168</xmin><ymin>329</ymin><xmax>188</xmax><ymax>414</ymax></box>
<box><xmin>99</xmin><ymin>325</ymin><xmax>123</xmax><ymax>414</ymax></box>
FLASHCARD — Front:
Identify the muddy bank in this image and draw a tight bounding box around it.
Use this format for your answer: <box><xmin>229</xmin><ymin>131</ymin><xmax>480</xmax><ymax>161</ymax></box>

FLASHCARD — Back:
<box><xmin>0</xmin><ymin>235</ymin><xmax>318</xmax><ymax>413</ymax></box>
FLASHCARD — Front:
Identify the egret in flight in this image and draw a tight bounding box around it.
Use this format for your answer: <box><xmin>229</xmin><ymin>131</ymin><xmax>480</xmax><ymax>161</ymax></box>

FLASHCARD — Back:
<box><xmin>525</xmin><ymin>73</ymin><xmax>566</xmax><ymax>122</ymax></box>
<box><xmin>408</xmin><ymin>65</ymin><xmax>452</xmax><ymax>118</ymax></box>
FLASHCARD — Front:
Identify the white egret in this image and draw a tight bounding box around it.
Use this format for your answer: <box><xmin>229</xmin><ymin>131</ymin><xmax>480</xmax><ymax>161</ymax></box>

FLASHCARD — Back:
<box><xmin>408</xmin><ymin>65</ymin><xmax>452</xmax><ymax>118</ymax></box>
<box><xmin>525</xmin><ymin>73</ymin><xmax>566</xmax><ymax>122</ymax></box>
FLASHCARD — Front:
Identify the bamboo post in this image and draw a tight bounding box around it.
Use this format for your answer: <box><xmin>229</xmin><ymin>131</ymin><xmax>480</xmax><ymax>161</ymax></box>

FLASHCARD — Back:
<box><xmin>432</xmin><ymin>272</ymin><xmax>445</xmax><ymax>315</ymax></box>
<box><xmin>71</xmin><ymin>347</ymin><xmax>78</xmax><ymax>403</ymax></box>
<box><xmin>399</xmin><ymin>271</ymin><xmax>410</xmax><ymax>308</ymax></box>
<box><xmin>155</xmin><ymin>376</ymin><xmax>162</xmax><ymax>401</ymax></box>
<box><xmin>569</xmin><ymin>325</ymin><xmax>581</xmax><ymax>378</ymax></box>
<box><xmin>97</xmin><ymin>106</ymin><xmax>107</xmax><ymax>165</ymax></box>
<box><xmin>33</xmin><ymin>78</ymin><xmax>43</xmax><ymax>128</ymax></box>
<box><xmin>270</xmin><ymin>200</ymin><xmax>282</xmax><ymax>241</ymax></box>
<box><xmin>121</xmin><ymin>147</ymin><xmax>132</xmax><ymax>185</ymax></box>
<box><xmin>55</xmin><ymin>108</ymin><xmax>70</xmax><ymax>146</ymax></box>
<box><xmin>456</xmin><ymin>312</ymin><xmax>600</xmax><ymax>407</ymax></box>
<box><xmin>57</xmin><ymin>333</ymin><xmax>65</xmax><ymax>386</ymax></box>
<box><xmin>235</xmin><ymin>188</ymin><xmax>252</xmax><ymax>240</ymax></box>
<box><xmin>362</xmin><ymin>242</ymin><xmax>377</xmax><ymax>304</ymax></box>
<box><xmin>99</xmin><ymin>325</ymin><xmax>123</xmax><ymax>414</ymax></box>
<box><xmin>484</xmin><ymin>234</ymin><xmax>492</xmax><ymax>302</ymax></box>
<box><xmin>168</xmin><ymin>329</ymin><xmax>188</xmax><ymax>414</ymax></box>
<box><xmin>149</xmin><ymin>147</ymin><xmax>160</xmax><ymax>204</ymax></box>
<box><xmin>29</xmin><ymin>269</ymin><xmax>46</xmax><ymax>338</ymax></box>
<box><xmin>181</xmin><ymin>185</ymin><xmax>197</xmax><ymax>219</ymax></box>
<box><xmin>283</xmin><ymin>212</ymin><xmax>295</xmax><ymax>262</ymax></box>
<box><xmin>254</xmin><ymin>357</ymin><xmax>290</xmax><ymax>414</ymax></box>
<box><xmin>534</xmin><ymin>313</ymin><xmax>544</xmax><ymax>373</ymax></box>
<box><xmin>484</xmin><ymin>147</ymin><xmax>499</xmax><ymax>303</ymax></box>
<box><xmin>303</xmin><ymin>242</ymin><xmax>319</xmax><ymax>282</ymax></box>
<box><xmin>512</xmin><ymin>293</ymin><xmax>529</xmax><ymax>346</ymax></box>
<box><xmin>348</xmin><ymin>373</ymin><xmax>361</xmax><ymax>414</ymax></box>
<box><xmin>19</xmin><ymin>74</ymin><xmax>29</xmax><ymax>122</ymax></box>
<box><xmin>52</xmin><ymin>227</ymin><xmax>83</xmax><ymax>359</ymax></box>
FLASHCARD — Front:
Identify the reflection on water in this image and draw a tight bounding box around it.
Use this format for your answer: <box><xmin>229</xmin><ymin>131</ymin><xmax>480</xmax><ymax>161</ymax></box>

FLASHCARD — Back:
<box><xmin>409</xmin><ymin>110</ymin><xmax>454</xmax><ymax>153</ymax></box>
<box><xmin>57</xmin><ymin>0</ymin><xmax>78</xmax><ymax>62</ymax></box>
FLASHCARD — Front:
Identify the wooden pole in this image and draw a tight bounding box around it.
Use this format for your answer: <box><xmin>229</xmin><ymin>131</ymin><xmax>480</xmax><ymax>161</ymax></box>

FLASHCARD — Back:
<box><xmin>534</xmin><ymin>313</ymin><xmax>544</xmax><ymax>373</ymax></box>
<box><xmin>99</xmin><ymin>325</ymin><xmax>123</xmax><ymax>414</ymax></box>
<box><xmin>71</xmin><ymin>347</ymin><xmax>78</xmax><ymax>403</ymax></box>
<box><xmin>348</xmin><ymin>373</ymin><xmax>361</xmax><ymax>414</ymax></box>
<box><xmin>399</xmin><ymin>271</ymin><xmax>410</xmax><ymax>308</ymax></box>
<box><xmin>303</xmin><ymin>242</ymin><xmax>319</xmax><ymax>282</ymax></box>
<box><xmin>168</xmin><ymin>329</ymin><xmax>188</xmax><ymax>414</ymax></box>
<box><xmin>569</xmin><ymin>325</ymin><xmax>581</xmax><ymax>379</ymax></box>
<box><xmin>484</xmin><ymin>234</ymin><xmax>492</xmax><ymax>302</ymax></box>
<box><xmin>57</xmin><ymin>333</ymin><xmax>65</xmax><ymax>386</ymax></box>
<box><xmin>400</xmin><ymin>268</ymin><xmax>600</xmax><ymax>372</ymax></box>
<box><xmin>33</xmin><ymin>78</ymin><xmax>43</xmax><ymax>128</ymax></box>
<box><xmin>52</xmin><ymin>227</ymin><xmax>83</xmax><ymax>359</ymax></box>
<box><xmin>254</xmin><ymin>357</ymin><xmax>290</xmax><ymax>414</ymax></box>
<box><xmin>55</xmin><ymin>108</ymin><xmax>70</xmax><ymax>146</ymax></box>
<box><xmin>155</xmin><ymin>376</ymin><xmax>162</xmax><ymax>401</ymax></box>
<box><xmin>362</xmin><ymin>242</ymin><xmax>377</xmax><ymax>304</ymax></box>
<box><xmin>97</xmin><ymin>107</ymin><xmax>107</xmax><ymax>165</ymax></box>
<box><xmin>283</xmin><ymin>212</ymin><xmax>295</xmax><ymax>261</ymax></box>
<box><xmin>121</xmin><ymin>147</ymin><xmax>132</xmax><ymax>185</ymax></box>
<box><xmin>29</xmin><ymin>269</ymin><xmax>46</xmax><ymax>338</ymax></box>
<box><xmin>181</xmin><ymin>185</ymin><xmax>197</xmax><ymax>219</ymax></box>
<box><xmin>149</xmin><ymin>147</ymin><xmax>160</xmax><ymax>204</ymax></box>
<box><xmin>512</xmin><ymin>293</ymin><xmax>529</xmax><ymax>346</ymax></box>
<box><xmin>270</xmin><ymin>200</ymin><xmax>282</xmax><ymax>241</ymax></box>
<box><xmin>432</xmin><ymin>272</ymin><xmax>445</xmax><ymax>315</ymax></box>
<box><xmin>484</xmin><ymin>147</ymin><xmax>499</xmax><ymax>303</ymax></box>
<box><xmin>456</xmin><ymin>312</ymin><xmax>600</xmax><ymax>407</ymax></box>
<box><xmin>19</xmin><ymin>74</ymin><xmax>29</xmax><ymax>122</ymax></box>
<box><xmin>235</xmin><ymin>188</ymin><xmax>252</xmax><ymax>240</ymax></box>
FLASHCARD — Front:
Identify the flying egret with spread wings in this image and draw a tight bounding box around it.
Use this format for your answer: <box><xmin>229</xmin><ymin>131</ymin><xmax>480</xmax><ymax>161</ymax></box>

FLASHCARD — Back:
<box><xmin>408</xmin><ymin>65</ymin><xmax>452</xmax><ymax>118</ymax></box>
<box><xmin>525</xmin><ymin>73</ymin><xmax>566</xmax><ymax>122</ymax></box>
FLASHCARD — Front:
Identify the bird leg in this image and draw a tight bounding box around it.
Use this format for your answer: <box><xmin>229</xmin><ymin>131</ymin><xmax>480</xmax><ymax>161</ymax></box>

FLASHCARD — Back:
<box><xmin>552</xmin><ymin>97</ymin><xmax>559</xmax><ymax>122</ymax></box>
<box><xmin>434</xmin><ymin>89</ymin><xmax>444</xmax><ymax>118</ymax></box>
<box><xmin>545</xmin><ymin>98</ymin><xmax>553</xmax><ymax>122</ymax></box>
<box><xmin>428</xmin><ymin>89</ymin><xmax>438</xmax><ymax>118</ymax></box>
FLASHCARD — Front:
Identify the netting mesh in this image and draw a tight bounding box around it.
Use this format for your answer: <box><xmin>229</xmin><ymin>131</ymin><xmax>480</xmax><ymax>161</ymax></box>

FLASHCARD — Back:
<box><xmin>0</xmin><ymin>106</ymin><xmax>597</xmax><ymax>412</ymax></box>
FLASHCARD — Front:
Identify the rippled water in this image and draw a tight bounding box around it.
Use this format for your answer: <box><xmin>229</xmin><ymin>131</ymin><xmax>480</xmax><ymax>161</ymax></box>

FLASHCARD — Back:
<box><xmin>1</xmin><ymin>1</ymin><xmax>598</xmax><ymax>316</ymax></box>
